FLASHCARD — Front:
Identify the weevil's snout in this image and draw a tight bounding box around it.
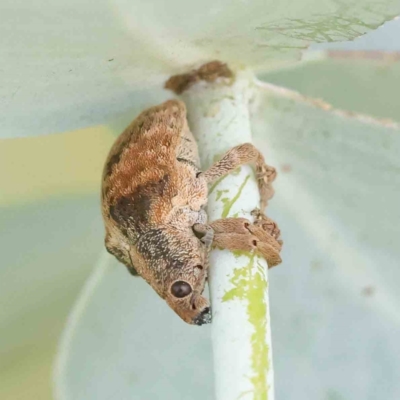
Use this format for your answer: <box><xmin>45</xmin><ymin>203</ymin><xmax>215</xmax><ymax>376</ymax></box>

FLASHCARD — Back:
<box><xmin>190</xmin><ymin>292</ymin><xmax>211</xmax><ymax>325</ymax></box>
<box><xmin>192</xmin><ymin>306</ymin><xmax>212</xmax><ymax>326</ymax></box>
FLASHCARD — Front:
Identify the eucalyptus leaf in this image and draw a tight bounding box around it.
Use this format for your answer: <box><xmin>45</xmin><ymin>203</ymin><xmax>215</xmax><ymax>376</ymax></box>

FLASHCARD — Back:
<box><xmin>1</xmin><ymin>0</ymin><xmax>399</xmax><ymax>137</ymax></box>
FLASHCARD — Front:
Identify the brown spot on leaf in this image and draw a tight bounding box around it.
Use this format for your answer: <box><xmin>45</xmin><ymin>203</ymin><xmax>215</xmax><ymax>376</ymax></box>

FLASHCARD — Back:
<box><xmin>362</xmin><ymin>286</ymin><xmax>375</xmax><ymax>297</ymax></box>
<box><xmin>311</xmin><ymin>260</ymin><xmax>323</xmax><ymax>270</ymax></box>
<box><xmin>281</xmin><ymin>164</ymin><xmax>292</xmax><ymax>173</ymax></box>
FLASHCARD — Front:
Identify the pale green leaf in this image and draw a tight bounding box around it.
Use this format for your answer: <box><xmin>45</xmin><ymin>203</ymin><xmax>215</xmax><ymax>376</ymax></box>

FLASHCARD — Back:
<box><xmin>55</xmin><ymin>253</ymin><xmax>214</xmax><ymax>400</ymax></box>
<box><xmin>261</xmin><ymin>51</ymin><xmax>400</xmax><ymax>123</ymax></box>
<box><xmin>0</xmin><ymin>195</ymin><xmax>102</xmax><ymax>400</ymax></box>
<box><xmin>253</xmin><ymin>82</ymin><xmax>400</xmax><ymax>261</ymax></box>
<box><xmin>1</xmin><ymin>0</ymin><xmax>399</xmax><ymax>137</ymax></box>
<box><xmin>251</xmin><ymin>84</ymin><xmax>400</xmax><ymax>398</ymax></box>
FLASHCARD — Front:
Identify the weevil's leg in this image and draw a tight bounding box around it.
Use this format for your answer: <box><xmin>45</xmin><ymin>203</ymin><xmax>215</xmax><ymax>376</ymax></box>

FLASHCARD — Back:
<box><xmin>199</xmin><ymin>143</ymin><xmax>276</xmax><ymax>210</ymax></box>
<box><xmin>105</xmin><ymin>232</ymin><xmax>139</xmax><ymax>276</ymax></box>
<box><xmin>209</xmin><ymin>216</ymin><xmax>282</xmax><ymax>268</ymax></box>
<box><xmin>192</xmin><ymin>223</ymin><xmax>215</xmax><ymax>250</ymax></box>
<box><xmin>251</xmin><ymin>208</ymin><xmax>281</xmax><ymax>240</ymax></box>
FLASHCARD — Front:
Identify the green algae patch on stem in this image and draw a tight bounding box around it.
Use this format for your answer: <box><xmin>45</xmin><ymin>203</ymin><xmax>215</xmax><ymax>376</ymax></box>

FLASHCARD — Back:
<box><xmin>222</xmin><ymin>253</ymin><xmax>270</xmax><ymax>400</ymax></box>
<box><xmin>220</xmin><ymin>174</ymin><xmax>251</xmax><ymax>218</ymax></box>
<box><xmin>209</xmin><ymin>174</ymin><xmax>229</xmax><ymax>195</ymax></box>
<box><xmin>216</xmin><ymin>189</ymin><xmax>229</xmax><ymax>201</ymax></box>
<box><xmin>209</xmin><ymin>167</ymin><xmax>242</xmax><ymax>195</ymax></box>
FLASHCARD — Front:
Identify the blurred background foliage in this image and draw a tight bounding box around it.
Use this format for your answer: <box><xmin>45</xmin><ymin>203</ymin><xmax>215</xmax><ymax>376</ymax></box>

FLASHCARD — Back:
<box><xmin>0</xmin><ymin>128</ymin><xmax>114</xmax><ymax>399</ymax></box>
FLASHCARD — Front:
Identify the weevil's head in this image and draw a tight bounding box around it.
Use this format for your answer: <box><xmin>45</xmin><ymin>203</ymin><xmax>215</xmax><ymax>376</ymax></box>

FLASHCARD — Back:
<box><xmin>165</xmin><ymin>274</ymin><xmax>211</xmax><ymax>326</ymax></box>
<box><xmin>136</xmin><ymin>226</ymin><xmax>212</xmax><ymax>325</ymax></box>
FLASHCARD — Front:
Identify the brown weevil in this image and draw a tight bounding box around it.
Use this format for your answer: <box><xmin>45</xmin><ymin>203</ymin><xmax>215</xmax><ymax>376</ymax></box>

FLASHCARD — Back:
<box><xmin>101</xmin><ymin>99</ymin><xmax>282</xmax><ymax>325</ymax></box>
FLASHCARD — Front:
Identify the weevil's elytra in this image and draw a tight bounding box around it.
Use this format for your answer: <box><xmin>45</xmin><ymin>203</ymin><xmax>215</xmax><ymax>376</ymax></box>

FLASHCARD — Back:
<box><xmin>109</xmin><ymin>174</ymin><xmax>170</xmax><ymax>235</ymax></box>
<box><xmin>101</xmin><ymin>98</ymin><xmax>282</xmax><ymax>325</ymax></box>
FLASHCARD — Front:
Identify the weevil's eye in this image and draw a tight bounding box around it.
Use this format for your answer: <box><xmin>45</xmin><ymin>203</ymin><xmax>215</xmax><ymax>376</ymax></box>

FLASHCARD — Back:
<box><xmin>171</xmin><ymin>281</ymin><xmax>192</xmax><ymax>298</ymax></box>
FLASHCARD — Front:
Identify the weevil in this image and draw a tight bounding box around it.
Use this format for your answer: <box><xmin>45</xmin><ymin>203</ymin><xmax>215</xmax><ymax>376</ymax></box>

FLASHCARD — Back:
<box><xmin>101</xmin><ymin>99</ymin><xmax>282</xmax><ymax>325</ymax></box>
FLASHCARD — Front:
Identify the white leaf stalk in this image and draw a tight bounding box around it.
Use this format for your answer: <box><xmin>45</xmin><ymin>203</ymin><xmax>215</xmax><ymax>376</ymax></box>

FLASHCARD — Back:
<box><xmin>181</xmin><ymin>70</ymin><xmax>274</xmax><ymax>400</ymax></box>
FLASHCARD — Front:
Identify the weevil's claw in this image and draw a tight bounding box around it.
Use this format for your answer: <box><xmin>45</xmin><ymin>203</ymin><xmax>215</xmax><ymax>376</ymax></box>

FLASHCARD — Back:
<box><xmin>209</xmin><ymin>215</ymin><xmax>283</xmax><ymax>268</ymax></box>
<box><xmin>251</xmin><ymin>208</ymin><xmax>281</xmax><ymax>239</ymax></box>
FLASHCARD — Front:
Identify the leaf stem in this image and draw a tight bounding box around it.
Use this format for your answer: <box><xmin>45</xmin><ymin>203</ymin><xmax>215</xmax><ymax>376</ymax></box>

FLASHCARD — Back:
<box><xmin>181</xmin><ymin>69</ymin><xmax>275</xmax><ymax>400</ymax></box>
